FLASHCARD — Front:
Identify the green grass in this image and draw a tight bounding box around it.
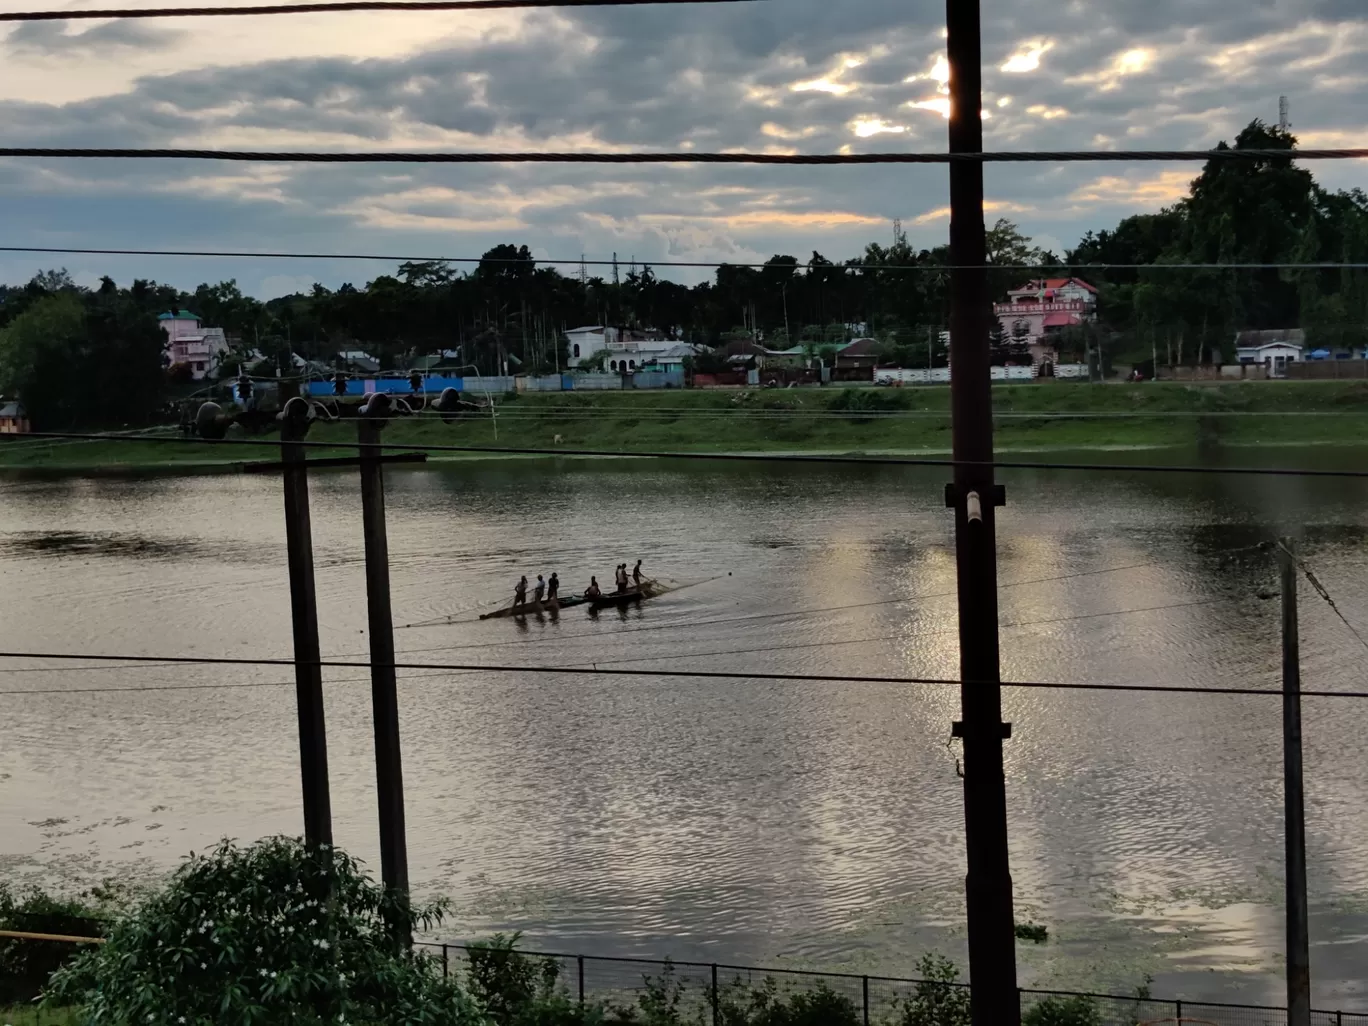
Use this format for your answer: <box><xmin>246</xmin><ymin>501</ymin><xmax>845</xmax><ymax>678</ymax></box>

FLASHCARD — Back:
<box><xmin>5</xmin><ymin>380</ymin><xmax>1368</xmax><ymax>475</ymax></box>
<box><xmin>0</xmin><ymin>1006</ymin><xmax>83</xmax><ymax>1026</ymax></box>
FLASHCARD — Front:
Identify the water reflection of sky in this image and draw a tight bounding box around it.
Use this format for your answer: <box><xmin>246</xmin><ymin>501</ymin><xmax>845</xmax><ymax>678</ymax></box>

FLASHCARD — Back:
<box><xmin>4</xmin><ymin>452</ymin><xmax>1368</xmax><ymax>1007</ymax></box>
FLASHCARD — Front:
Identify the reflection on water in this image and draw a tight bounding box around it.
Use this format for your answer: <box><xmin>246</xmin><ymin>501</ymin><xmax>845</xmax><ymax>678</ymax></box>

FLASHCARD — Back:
<box><xmin>4</xmin><ymin>451</ymin><xmax>1368</xmax><ymax>1007</ymax></box>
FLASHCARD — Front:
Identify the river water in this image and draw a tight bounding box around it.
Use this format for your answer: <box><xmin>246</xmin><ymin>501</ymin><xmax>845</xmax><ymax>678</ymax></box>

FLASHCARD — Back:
<box><xmin>4</xmin><ymin>449</ymin><xmax>1368</xmax><ymax>1008</ymax></box>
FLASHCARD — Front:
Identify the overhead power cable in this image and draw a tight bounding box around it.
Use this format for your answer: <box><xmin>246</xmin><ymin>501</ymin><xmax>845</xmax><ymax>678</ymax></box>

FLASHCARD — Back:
<box><xmin>3</xmin><ymin>245</ymin><xmax>1368</xmax><ymax>273</ymax></box>
<box><xmin>8</xmin><ymin>430</ymin><xmax>1368</xmax><ymax>480</ymax></box>
<box><xmin>0</xmin><ymin>0</ymin><xmax>751</xmax><ymax>19</ymax></box>
<box><xmin>1278</xmin><ymin>542</ymin><xmax>1368</xmax><ymax>656</ymax></box>
<box><xmin>1</xmin><ymin>148</ymin><xmax>1365</xmax><ymax>165</ymax></box>
<box><xmin>0</xmin><ymin>648</ymin><xmax>1359</xmax><ymax>700</ymax></box>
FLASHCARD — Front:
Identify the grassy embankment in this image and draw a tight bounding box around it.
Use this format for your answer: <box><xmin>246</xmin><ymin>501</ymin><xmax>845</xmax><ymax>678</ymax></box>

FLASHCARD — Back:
<box><xmin>3</xmin><ymin>380</ymin><xmax>1368</xmax><ymax>474</ymax></box>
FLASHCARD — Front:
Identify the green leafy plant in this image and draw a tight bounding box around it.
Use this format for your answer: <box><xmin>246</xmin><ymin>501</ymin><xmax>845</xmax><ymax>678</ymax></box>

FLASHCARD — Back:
<box><xmin>890</xmin><ymin>954</ymin><xmax>971</xmax><ymax>1026</ymax></box>
<box><xmin>714</xmin><ymin>976</ymin><xmax>860</xmax><ymax>1026</ymax></box>
<box><xmin>1013</xmin><ymin>922</ymin><xmax>1049</xmax><ymax>944</ymax></box>
<box><xmin>1021</xmin><ymin>995</ymin><xmax>1103</xmax><ymax>1026</ymax></box>
<box><xmin>466</xmin><ymin>934</ymin><xmax>570</xmax><ymax>1024</ymax></box>
<box><xmin>46</xmin><ymin>836</ymin><xmax>480</xmax><ymax>1026</ymax></box>
<box><xmin>0</xmin><ymin>882</ymin><xmax>109</xmax><ymax>1005</ymax></box>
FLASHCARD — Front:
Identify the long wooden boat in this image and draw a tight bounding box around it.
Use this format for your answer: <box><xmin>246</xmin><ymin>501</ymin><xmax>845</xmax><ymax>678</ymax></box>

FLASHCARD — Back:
<box><xmin>588</xmin><ymin>587</ymin><xmax>644</xmax><ymax>610</ymax></box>
<box><xmin>479</xmin><ymin>594</ymin><xmax>587</xmax><ymax>620</ymax></box>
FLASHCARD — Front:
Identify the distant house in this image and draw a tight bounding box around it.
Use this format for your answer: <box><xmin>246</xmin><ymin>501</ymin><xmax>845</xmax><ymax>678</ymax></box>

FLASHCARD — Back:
<box><xmin>159</xmin><ymin>310</ymin><xmax>229</xmax><ymax>380</ymax></box>
<box><xmin>563</xmin><ymin>326</ymin><xmax>677</xmax><ymax>371</ymax></box>
<box><xmin>1235</xmin><ymin>329</ymin><xmax>1304</xmax><ymax>378</ymax></box>
<box><xmin>835</xmin><ymin>337</ymin><xmax>882</xmax><ymax>370</ymax></box>
<box><xmin>336</xmin><ymin>350</ymin><xmax>381</xmax><ymax>375</ymax></box>
<box><xmin>993</xmin><ymin>278</ymin><xmax>1099</xmax><ymax>369</ymax></box>
<box><xmin>643</xmin><ymin>343</ymin><xmax>708</xmax><ymax>372</ymax></box>
<box><xmin>0</xmin><ymin>399</ymin><xmax>30</xmax><ymax>434</ymax></box>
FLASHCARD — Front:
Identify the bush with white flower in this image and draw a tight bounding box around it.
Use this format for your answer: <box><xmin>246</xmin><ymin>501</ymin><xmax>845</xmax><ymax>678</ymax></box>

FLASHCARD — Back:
<box><xmin>46</xmin><ymin>836</ymin><xmax>481</xmax><ymax>1026</ymax></box>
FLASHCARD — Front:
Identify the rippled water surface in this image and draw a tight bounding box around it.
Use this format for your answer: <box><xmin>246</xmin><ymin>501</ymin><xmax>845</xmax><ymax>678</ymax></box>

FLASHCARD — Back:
<box><xmin>4</xmin><ymin>452</ymin><xmax>1368</xmax><ymax>1008</ymax></box>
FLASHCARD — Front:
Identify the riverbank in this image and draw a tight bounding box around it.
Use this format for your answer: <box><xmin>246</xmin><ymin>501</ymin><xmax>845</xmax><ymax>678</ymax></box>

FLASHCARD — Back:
<box><xmin>3</xmin><ymin>380</ymin><xmax>1367</xmax><ymax>474</ymax></box>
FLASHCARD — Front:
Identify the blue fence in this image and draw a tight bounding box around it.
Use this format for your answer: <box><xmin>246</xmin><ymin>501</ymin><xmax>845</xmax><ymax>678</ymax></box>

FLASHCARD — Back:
<box><xmin>304</xmin><ymin>370</ymin><xmax>685</xmax><ymax>397</ymax></box>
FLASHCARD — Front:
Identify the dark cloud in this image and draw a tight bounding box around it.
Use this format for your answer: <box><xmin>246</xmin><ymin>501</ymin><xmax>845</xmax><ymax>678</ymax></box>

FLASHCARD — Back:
<box><xmin>0</xmin><ymin>0</ymin><xmax>1364</xmax><ymax>295</ymax></box>
<box><xmin>6</xmin><ymin>20</ymin><xmax>181</xmax><ymax>55</ymax></box>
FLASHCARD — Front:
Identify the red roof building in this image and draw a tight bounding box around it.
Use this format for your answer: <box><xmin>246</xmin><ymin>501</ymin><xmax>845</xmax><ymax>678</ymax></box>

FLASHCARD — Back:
<box><xmin>993</xmin><ymin>277</ymin><xmax>1098</xmax><ymax>369</ymax></box>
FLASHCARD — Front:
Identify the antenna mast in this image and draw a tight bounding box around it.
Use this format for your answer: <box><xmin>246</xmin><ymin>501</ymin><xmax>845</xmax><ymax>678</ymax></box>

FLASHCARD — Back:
<box><xmin>1279</xmin><ymin>95</ymin><xmax>1291</xmax><ymax>132</ymax></box>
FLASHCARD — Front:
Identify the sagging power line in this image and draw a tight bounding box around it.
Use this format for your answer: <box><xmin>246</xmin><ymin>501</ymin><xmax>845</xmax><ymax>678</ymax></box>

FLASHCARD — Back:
<box><xmin>9</xmin><ymin>429</ymin><xmax>1368</xmax><ymax>480</ymax></box>
<box><xmin>2</xmin><ymin>147</ymin><xmax>1366</xmax><ymax>164</ymax></box>
<box><xmin>0</xmin><ymin>0</ymin><xmax>754</xmax><ymax>19</ymax></box>
<box><xmin>5</xmin><ymin>244</ymin><xmax>1368</xmax><ymax>273</ymax></box>
<box><xmin>0</xmin><ymin>647</ymin><xmax>1364</xmax><ymax>700</ymax></box>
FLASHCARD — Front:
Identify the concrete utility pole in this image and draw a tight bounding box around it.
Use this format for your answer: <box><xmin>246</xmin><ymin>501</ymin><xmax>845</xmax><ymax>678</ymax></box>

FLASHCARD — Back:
<box><xmin>1279</xmin><ymin>541</ymin><xmax>1311</xmax><ymax>1026</ymax></box>
<box><xmin>357</xmin><ymin>398</ymin><xmax>411</xmax><ymax>945</ymax></box>
<box><xmin>944</xmin><ymin>0</ymin><xmax>1020</xmax><ymax>1020</ymax></box>
<box><xmin>278</xmin><ymin>389</ymin><xmax>333</xmax><ymax>848</ymax></box>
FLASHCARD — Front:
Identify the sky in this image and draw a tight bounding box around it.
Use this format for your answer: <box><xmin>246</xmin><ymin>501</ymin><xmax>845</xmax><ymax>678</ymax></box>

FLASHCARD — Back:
<box><xmin>0</xmin><ymin>0</ymin><xmax>1366</xmax><ymax>299</ymax></box>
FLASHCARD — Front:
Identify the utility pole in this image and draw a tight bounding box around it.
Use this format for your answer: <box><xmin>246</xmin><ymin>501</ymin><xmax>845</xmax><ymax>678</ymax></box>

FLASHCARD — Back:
<box><xmin>356</xmin><ymin>399</ymin><xmax>410</xmax><ymax>945</ymax></box>
<box><xmin>944</xmin><ymin>0</ymin><xmax>1019</xmax><ymax>1019</ymax></box>
<box><xmin>278</xmin><ymin>389</ymin><xmax>332</xmax><ymax>847</ymax></box>
<box><xmin>1279</xmin><ymin>540</ymin><xmax>1311</xmax><ymax>1026</ymax></box>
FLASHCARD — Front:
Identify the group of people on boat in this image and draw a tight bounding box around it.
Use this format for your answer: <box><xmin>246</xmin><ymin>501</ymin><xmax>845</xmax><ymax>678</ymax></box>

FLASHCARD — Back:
<box><xmin>512</xmin><ymin>571</ymin><xmax>560</xmax><ymax>607</ymax></box>
<box><xmin>584</xmin><ymin>560</ymin><xmax>643</xmax><ymax>599</ymax></box>
<box><xmin>512</xmin><ymin>560</ymin><xmax>643</xmax><ymax>606</ymax></box>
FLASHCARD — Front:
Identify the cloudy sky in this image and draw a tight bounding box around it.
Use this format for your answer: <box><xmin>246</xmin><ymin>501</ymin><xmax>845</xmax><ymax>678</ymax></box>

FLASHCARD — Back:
<box><xmin>0</xmin><ymin>0</ymin><xmax>1365</xmax><ymax>298</ymax></box>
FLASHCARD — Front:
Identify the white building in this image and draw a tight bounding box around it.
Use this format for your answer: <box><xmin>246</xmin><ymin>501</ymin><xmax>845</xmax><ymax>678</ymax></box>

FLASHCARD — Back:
<box><xmin>563</xmin><ymin>326</ymin><xmax>681</xmax><ymax>372</ymax></box>
<box><xmin>1235</xmin><ymin>329</ymin><xmax>1304</xmax><ymax>378</ymax></box>
<box><xmin>160</xmin><ymin>310</ymin><xmax>229</xmax><ymax>380</ymax></box>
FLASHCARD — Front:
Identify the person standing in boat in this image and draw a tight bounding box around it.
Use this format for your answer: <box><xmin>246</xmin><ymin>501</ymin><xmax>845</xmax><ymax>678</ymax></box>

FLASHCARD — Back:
<box><xmin>632</xmin><ymin>560</ymin><xmax>643</xmax><ymax>588</ymax></box>
<box><xmin>615</xmin><ymin>564</ymin><xmax>628</xmax><ymax>592</ymax></box>
<box><xmin>533</xmin><ymin>574</ymin><xmax>546</xmax><ymax>603</ymax></box>
<box><xmin>585</xmin><ymin>576</ymin><xmax>602</xmax><ymax>599</ymax></box>
<box><xmin>513</xmin><ymin>575</ymin><xmax>528</xmax><ymax>607</ymax></box>
<box><xmin>547</xmin><ymin>572</ymin><xmax>560</xmax><ymax>602</ymax></box>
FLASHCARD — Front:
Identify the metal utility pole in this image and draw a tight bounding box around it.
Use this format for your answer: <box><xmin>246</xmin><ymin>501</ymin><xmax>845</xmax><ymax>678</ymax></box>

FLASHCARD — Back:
<box><xmin>278</xmin><ymin>391</ymin><xmax>333</xmax><ymax>847</ymax></box>
<box><xmin>944</xmin><ymin>0</ymin><xmax>1020</xmax><ymax>1019</ymax></box>
<box><xmin>357</xmin><ymin>399</ymin><xmax>410</xmax><ymax>941</ymax></box>
<box><xmin>1279</xmin><ymin>541</ymin><xmax>1311</xmax><ymax>1026</ymax></box>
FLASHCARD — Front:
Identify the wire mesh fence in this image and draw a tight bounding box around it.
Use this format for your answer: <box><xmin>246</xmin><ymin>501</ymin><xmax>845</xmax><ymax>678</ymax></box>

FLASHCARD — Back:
<box><xmin>422</xmin><ymin>943</ymin><xmax>1368</xmax><ymax>1026</ymax></box>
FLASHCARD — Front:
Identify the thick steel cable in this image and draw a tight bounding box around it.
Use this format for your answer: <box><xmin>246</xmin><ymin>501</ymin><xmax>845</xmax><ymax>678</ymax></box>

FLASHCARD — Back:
<box><xmin>7</xmin><ymin>430</ymin><xmax>1368</xmax><ymax>479</ymax></box>
<box><xmin>1</xmin><ymin>147</ymin><xmax>1365</xmax><ymax>164</ymax></box>
<box><xmin>0</xmin><ymin>0</ymin><xmax>754</xmax><ymax>19</ymax></box>
<box><xmin>0</xmin><ymin>648</ymin><xmax>1360</xmax><ymax>700</ymax></box>
<box><xmin>2</xmin><ymin>245</ymin><xmax>1367</xmax><ymax>272</ymax></box>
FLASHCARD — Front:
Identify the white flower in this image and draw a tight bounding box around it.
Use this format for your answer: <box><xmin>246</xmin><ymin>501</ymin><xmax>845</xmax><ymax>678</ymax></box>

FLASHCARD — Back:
<box><xmin>200</xmin><ymin>963</ymin><xmax>207</xmax><ymax>970</ymax></box>
<box><xmin>270</xmin><ymin>971</ymin><xmax>278</xmax><ymax>978</ymax></box>
<box><xmin>255</xmin><ymin>946</ymin><xmax>263</xmax><ymax>954</ymax></box>
<box><xmin>179</xmin><ymin>1018</ymin><xmax>186</xmax><ymax>1024</ymax></box>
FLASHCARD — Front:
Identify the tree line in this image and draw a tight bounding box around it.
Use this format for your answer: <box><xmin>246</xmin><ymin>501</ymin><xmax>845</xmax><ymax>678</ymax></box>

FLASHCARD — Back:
<box><xmin>2</xmin><ymin>119</ymin><xmax>1365</xmax><ymax>427</ymax></box>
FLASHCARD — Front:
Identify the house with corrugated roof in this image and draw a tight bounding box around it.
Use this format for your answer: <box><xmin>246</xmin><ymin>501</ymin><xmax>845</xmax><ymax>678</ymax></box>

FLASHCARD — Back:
<box><xmin>0</xmin><ymin>399</ymin><xmax>30</xmax><ymax>434</ymax></box>
<box><xmin>1235</xmin><ymin>329</ymin><xmax>1304</xmax><ymax>378</ymax></box>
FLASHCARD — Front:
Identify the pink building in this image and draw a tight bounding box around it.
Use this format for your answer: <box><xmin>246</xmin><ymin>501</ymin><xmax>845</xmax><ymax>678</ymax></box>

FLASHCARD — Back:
<box><xmin>160</xmin><ymin>310</ymin><xmax>229</xmax><ymax>380</ymax></box>
<box><xmin>993</xmin><ymin>278</ymin><xmax>1098</xmax><ymax>369</ymax></box>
